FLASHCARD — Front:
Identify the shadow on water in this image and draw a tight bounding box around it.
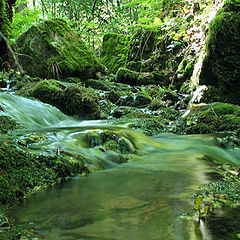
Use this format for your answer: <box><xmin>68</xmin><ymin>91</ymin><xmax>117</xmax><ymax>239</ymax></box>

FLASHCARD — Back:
<box><xmin>1</xmin><ymin>92</ymin><xmax>240</xmax><ymax>240</ymax></box>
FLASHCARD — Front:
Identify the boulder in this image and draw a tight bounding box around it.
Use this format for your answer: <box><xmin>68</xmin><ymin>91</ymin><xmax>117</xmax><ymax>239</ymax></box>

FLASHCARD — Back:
<box><xmin>16</xmin><ymin>19</ymin><xmax>105</xmax><ymax>79</ymax></box>
<box><xmin>100</xmin><ymin>33</ymin><xmax>131</xmax><ymax>74</ymax></box>
<box><xmin>116</xmin><ymin>67</ymin><xmax>164</xmax><ymax>86</ymax></box>
<box><xmin>22</xmin><ymin>80</ymin><xmax>101</xmax><ymax>120</ymax></box>
<box><xmin>199</xmin><ymin>3</ymin><xmax>240</xmax><ymax>104</ymax></box>
<box><xmin>176</xmin><ymin>102</ymin><xmax>240</xmax><ymax>134</ymax></box>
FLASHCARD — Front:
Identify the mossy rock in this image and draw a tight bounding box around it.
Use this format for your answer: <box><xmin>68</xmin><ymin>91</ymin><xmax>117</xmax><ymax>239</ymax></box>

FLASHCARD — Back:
<box><xmin>128</xmin><ymin>30</ymin><xmax>155</xmax><ymax>61</ymax></box>
<box><xmin>0</xmin><ymin>142</ymin><xmax>84</xmax><ymax>204</ymax></box>
<box><xmin>100</xmin><ymin>33</ymin><xmax>131</xmax><ymax>74</ymax></box>
<box><xmin>185</xmin><ymin>123</ymin><xmax>213</xmax><ymax>134</ymax></box>
<box><xmin>16</xmin><ymin>19</ymin><xmax>105</xmax><ymax>79</ymax></box>
<box><xmin>24</xmin><ymin>79</ymin><xmax>101</xmax><ymax>119</ymax></box>
<box><xmin>85</xmin><ymin>79</ymin><xmax>114</xmax><ymax>91</ymax></box>
<box><xmin>0</xmin><ymin>115</ymin><xmax>21</xmax><ymax>134</ymax></box>
<box><xmin>116</xmin><ymin>67</ymin><xmax>156</xmax><ymax>86</ymax></box>
<box><xmin>127</xmin><ymin>118</ymin><xmax>166</xmax><ymax>136</ymax></box>
<box><xmin>82</xmin><ymin>130</ymin><xmax>136</xmax><ymax>155</ymax></box>
<box><xmin>179</xmin><ymin>102</ymin><xmax>240</xmax><ymax>134</ymax></box>
<box><xmin>147</xmin><ymin>98</ymin><xmax>166</xmax><ymax>111</ymax></box>
<box><xmin>110</xmin><ymin>106</ymin><xmax>142</xmax><ymax>118</ymax></box>
<box><xmin>199</xmin><ymin>3</ymin><xmax>240</xmax><ymax>104</ymax></box>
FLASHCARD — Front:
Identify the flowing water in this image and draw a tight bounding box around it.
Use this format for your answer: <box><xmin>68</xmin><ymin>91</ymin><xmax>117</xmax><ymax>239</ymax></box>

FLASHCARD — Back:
<box><xmin>0</xmin><ymin>92</ymin><xmax>239</xmax><ymax>240</ymax></box>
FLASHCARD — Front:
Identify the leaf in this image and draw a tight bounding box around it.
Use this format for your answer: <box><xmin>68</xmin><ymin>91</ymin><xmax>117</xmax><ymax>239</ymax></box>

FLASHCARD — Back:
<box><xmin>194</xmin><ymin>195</ymin><xmax>204</xmax><ymax>210</ymax></box>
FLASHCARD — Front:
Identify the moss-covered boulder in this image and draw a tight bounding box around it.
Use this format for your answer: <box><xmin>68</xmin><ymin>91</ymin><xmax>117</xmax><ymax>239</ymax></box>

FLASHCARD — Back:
<box><xmin>0</xmin><ymin>115</ymin><xmax>20</xmax><ymax>134</ymax></box>
<box><xmin>100</xmin><ymin>33</ymin><xmax>131</xmax><ymax>74</ymax></box>
<box><xmin>0</xmin><ymin>142</ymin><xmax>85</xmax><ymax>204</ymax></box>
<box><xmin>175</xmin><ymin>102</ymin><xmax>240</xmax><ymax>134</ymax></box>
<box><xmin>116</xmin><ymin>67</ymin><xmax>159</xmax><ymax>86</ymax></box>
<box><xmin>120</xmin><ymin>113</ymin><xmax>166</xmax><ymax>136</ymax></box>
<box><xmin>16</xmin><ymin>19</ymin><xmax>105</xmax><ymax>79</ymax></box>
<box><xmin>22</xmin><ymin>79</ymin><xmax>101</xmax><ymax>119</ymax></box>
<box><xmin>82</xmin><ymin>130</ymin><xmax>136</xmax><ymax>155</ymax></box>
<box><xmin>199</xmin><ymin>3</ymin><xmax>240</xmax><ymax>104</ymax></box>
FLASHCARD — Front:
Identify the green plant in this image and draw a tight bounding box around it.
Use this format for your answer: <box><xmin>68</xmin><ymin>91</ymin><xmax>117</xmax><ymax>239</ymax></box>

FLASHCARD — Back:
<box><xmin>11</xmin><ymin>4</ymin><xmax>41</xmax><ymax>41</ymax></box>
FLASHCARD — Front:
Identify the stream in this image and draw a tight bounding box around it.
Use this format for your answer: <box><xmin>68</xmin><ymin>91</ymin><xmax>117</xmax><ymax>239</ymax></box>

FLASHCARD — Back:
<box><xmin>0</xmin><ymin>92</ymin><xmax>240</xmax><ymax>240</ymax></box>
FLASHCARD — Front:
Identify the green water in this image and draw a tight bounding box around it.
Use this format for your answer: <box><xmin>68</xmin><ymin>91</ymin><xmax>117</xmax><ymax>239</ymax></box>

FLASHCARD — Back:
<box><xmin>1</xmin><ymin>92</ymin><xmax>239</xmax><ymax>240</ymax></box>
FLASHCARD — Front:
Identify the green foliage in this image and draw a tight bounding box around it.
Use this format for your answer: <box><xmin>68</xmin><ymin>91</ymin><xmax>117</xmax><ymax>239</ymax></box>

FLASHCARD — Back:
<box><xmin>100</xmin><ymin>33</ymin><xmax>131</xmax><ymax>73</ymax></box>
<box><xmin>0</xmin><ymin>0</ymin><xmax>12</xmax><ymax>38</ymax></box>
<box><xmin>11</xmin><ymin>5</ymin><xmax>41</xmax><ymax>41</ymax></box>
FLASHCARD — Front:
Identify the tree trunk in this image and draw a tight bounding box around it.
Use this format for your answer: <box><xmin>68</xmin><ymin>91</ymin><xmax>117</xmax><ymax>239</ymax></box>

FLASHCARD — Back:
<box><xmin>0</xmin><ymin>0</ymin><xmax>16</xmax><ymax>70</ymax></box>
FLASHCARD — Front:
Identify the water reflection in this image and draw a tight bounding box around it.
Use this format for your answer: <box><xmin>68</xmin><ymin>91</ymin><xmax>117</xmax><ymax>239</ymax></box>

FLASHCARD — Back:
<box><xmin>1</xmin><ymin>92</ymin><xmax>239</xmax><ymax>239</ymax></box>
<box><xmin>10</xmin><ymin>135</ymin><xmax>228</xmax><ymax>240</ymax></box>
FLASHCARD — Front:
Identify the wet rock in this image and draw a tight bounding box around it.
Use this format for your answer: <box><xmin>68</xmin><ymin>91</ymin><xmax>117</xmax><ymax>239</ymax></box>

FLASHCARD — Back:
<box><xmin>0</xmin><ymin>142</ymin><xmax>84</xmax><ymax>204</ymax></box>
<box><xmin>22</xmin><ymin>79</ymin><xmax>101</xmax><ymax>119</ymax></box>
<box><xmin>0</xmin><ymin>115</ymin><xmax>20</xmax><ymax>134</ymax></box>
<box><xmin>83</xmin><ymin>130</ymin><xmax>136</xmax><ymax>154</ymax></box>
<box><xmin>16</xmin><ymin>19</ymin><xmax>105</xmax><ymax>79</ymax></box>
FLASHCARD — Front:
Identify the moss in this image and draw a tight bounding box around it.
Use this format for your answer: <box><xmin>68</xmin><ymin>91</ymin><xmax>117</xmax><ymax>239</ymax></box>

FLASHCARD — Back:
<box><xmin>85</xmin><ymin>79</ymin><xmax>114</xmax><ymax>91</ymax></box>
<box><xmin>0</xmin><ymin>0</ymin><xmax>11</xmax><ymax>38</ymax></box>
<box><xmin>126</xmin><ymin>61</ymin><xmax>142</xmax><ymax>72</ymax></box>
<box><xmin>199</xmin><ymin>5</ymin><xmax>240</xmax><ymax>104</ymax></box>
<box><xmin>0</xmin><ymin>115</ymin><xmax>21</xmax><ymax>134</ymax></box>
<box><xmin>185</xmin><ymin>123</ymin><xmax>213</xmax><ymax>134</ymax></box>
<box><xmin>82</xmin><ymin>130</ymin><xmax>136</xmax><ymax>155</ymax></box>
<box><xmin>24</xmin><ymin>79</ymin><xmax>101</xmax><ymax>119</ymax></box>
<box><xmin>121</xmin><ymin>112</ymin><xmax>158</xmax><ymax>119</ymax></box>
<box><xmin>178</xmin><ymin>103</ymin><xmax>240</xmax><ymax>134</ymax></box>
<box><xmin>128</xmin><ymin>118</ymin><xmax>166</xmax><ymax>136</ymax></box>
<box><xmin>218</xmin><ymin>114</ymin><xmax>240</xmax><ymax>131</ymax></box>
<box><xmin>100</xmin><ymin>33</ymin><xmax>131</xmax><ymax>74</ymax></box>
<box><xmin>16</xmin><ymin>19</ymin><xmax>105</xmax><ymax>79</ymax></box>
<box><xmin>0</xmin><ymin>142</ymin><xmax>84</xmax><ymax>204</ymax></box>
<box><xmin>116</xmin><ymin>67</ymin><xmax>156</xmax><ymax>86</ymax></box>
<box><xmin>147</xmin><ymin>98</ymin><xmax>166</xmax><ymax>111</ymax></box>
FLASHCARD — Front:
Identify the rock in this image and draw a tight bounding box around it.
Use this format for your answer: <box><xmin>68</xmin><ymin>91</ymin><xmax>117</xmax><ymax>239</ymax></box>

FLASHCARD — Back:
<box><xmin>199</xmin><ymin>3</ymin><xmax>240</xmax><ymax>104</ymax></box>
<box><xmin>23</xmin><ymin>79</ymin><xmax>101</xmax><ymax>120</ymax></box>
<box><xmin>128</xmin><ymin>30</ymin><xmax>155</xmax><ymax>61</ymax></box>
<box><xmin>0</xmin><ymin>142</ymin><xmax>84</xmax><ymax>204</ymax></box>
<box><xmin>0</xmin><ymin>115</ymin><xmax>20</xmax><ymax>134</ymax></box>
<box><xmin>82</xmin><ymin>130</ymin><xmax>136</xmax><ymax>154</ymax></box>
<box><xmin>116</xmin><ymin>67</ymin><xmax>156</xmax><ymax>86</ymax></box>
<box><xmin>16</xmin><ymin>19</ymin><xmax>105</xmax><ymax>79</ymax></box>
<box><xmin>100</xmin><ymin>33</ymin><xmax>131</xmax><ymax>74</ymax></box>
<box><xmin>175</xmin><ymin>102</ymin><xmax>240</xmax><ymax>134</ymax></box>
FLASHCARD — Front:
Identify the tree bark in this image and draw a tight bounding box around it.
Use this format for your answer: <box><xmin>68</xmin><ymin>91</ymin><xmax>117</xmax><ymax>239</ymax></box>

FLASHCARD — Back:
<box><xmin>0</xmin><ymin>0</ymin><xmax>16</xmax><ymax>70</ymax></box>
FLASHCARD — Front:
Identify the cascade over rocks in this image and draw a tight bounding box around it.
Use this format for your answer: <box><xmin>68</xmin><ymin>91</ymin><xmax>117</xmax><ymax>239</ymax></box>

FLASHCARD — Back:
<box><xmin>15</xmin><ymin>19</ymin><xmax>105</xmax><ymax>79</ymax></box>
<box><xmin>199</xmin><ymin>3</ymin><xmax>240</xmax><ymax>104</ymax></box>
